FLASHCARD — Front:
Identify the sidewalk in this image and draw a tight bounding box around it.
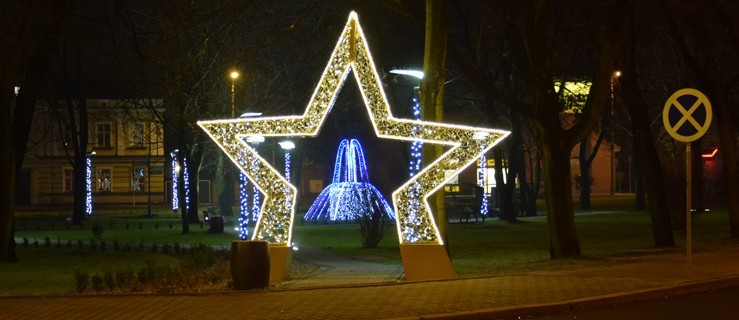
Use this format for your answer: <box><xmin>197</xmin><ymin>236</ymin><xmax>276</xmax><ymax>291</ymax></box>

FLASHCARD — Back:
<box><xmin>1</xmin><ymin>245</ymin><xmax>739</xmax><ymax>319</ymax></box>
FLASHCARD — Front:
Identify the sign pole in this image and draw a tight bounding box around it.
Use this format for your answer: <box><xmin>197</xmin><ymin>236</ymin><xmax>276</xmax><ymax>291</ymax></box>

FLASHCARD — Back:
<box><xmin>662</xmin><ymin>88</ymin><xmax>712</xmax><ymax>268</ymax></box>
<box><xmin>686</xmin><ymin>143</ymin><xmax>692</xmax><ymax>267</ymax></box>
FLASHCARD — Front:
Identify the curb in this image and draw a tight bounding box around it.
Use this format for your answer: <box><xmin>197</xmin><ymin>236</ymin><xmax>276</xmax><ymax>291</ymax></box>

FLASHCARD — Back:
<box><xmin>391</xmin><ymin>275</ymin><xmax>739</xmax><ymax>320</ymax></box>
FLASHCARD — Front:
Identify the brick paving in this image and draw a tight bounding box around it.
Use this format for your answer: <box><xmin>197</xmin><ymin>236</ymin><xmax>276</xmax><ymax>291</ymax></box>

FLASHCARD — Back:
<box><xmin>2</xmin><ymin>245</ymin><xmax>739</xmax><ymax>319</ymax></box>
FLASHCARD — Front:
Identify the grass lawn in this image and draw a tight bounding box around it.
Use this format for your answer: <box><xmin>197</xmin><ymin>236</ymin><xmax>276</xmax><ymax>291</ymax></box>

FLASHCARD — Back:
<box><xmin>1</xmin><ymin>249</ymin><xmax>180</xmax><ymax>296</ymax></box>
<box><xmin>3</xmin><ymin>200</ymin><xmax>736</xmax><ymax>295</ymax></box>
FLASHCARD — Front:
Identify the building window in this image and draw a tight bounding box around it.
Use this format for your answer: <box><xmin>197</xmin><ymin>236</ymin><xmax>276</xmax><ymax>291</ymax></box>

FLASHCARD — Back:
<box><xmin>97</xmin><ymin>168</ymin><xmax>112</xmax><ymax>192</ymax></box>
<box><xmin>97</xmin><ymin>123</ymin><xmax>111</xmax><ymax>147</ymax></box>
<box><xmin>63</xmin><ymin>168</ymin><xmax>74</xmax><ymax>192</ymax></box>
<box><xmin>132</xmin><ymin>167</ymin><xmax>145</xmax><ymax>191</ymax></box>
<box><xmin>129</xmin><ymin>123</ymin><xmax>146</xmax><ymax>148</ymax></box>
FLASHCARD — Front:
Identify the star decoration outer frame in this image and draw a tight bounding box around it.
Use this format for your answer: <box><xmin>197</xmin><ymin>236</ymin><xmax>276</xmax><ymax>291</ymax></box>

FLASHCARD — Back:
<box><xmin>198</xmin><ymin>12</ymin><xmax>509</xmax><ymax>246</ymax></box>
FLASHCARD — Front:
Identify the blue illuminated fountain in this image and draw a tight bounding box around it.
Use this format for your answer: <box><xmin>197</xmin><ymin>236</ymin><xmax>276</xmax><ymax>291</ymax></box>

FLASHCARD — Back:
<box><xmin>304</xmin><ymin>139</ymin><xmax>396</xmax><ymax>222</ymax></box>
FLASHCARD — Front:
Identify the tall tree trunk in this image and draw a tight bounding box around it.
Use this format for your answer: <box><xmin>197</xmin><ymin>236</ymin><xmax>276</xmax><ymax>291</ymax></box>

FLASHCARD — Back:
<box><xmin>578</xmin><ymin>140</ymin><xmax>592</xmax><ymax>210</ymax></box>
<box><xmin>216</xmin><ymin>153</ymin><xmax>235</xmax><ymax>216</ymax></box>
<box><xmin>539</xmin><ymin>131</ymin><xmax>581</xmax><ymax>258</ymax></box>
<box><xmin>186</xmin><ymin>145</ymin><xmax>204</xmax><ymax>224</ymax></box>
<box><xmin>634</xmin><ymin>157</ymin><xmax>646</xmax><ymax>210</ymax></box>
<box><xmin>420</xmin><ymin>0</ymin><xmax>449</xmax><ymax>246</ymax></box>
<box><xmin>0</xmin><ymin>93</ymin><xmax>17</xmax><ymax>262</ymax></box>
<box><xmin>619</xmin><ymin>5</ymin><xmax>674</xmax><ymax>246</ymax></box>
<box><xmin>72</xmin><ymin>98</ymin><xmax>90</xmax><ymax>224</ymax></box>
<box><xmin>177</xmin><ymin>152</ymin><xmax>189</xmax><ymax>234</ymax></box>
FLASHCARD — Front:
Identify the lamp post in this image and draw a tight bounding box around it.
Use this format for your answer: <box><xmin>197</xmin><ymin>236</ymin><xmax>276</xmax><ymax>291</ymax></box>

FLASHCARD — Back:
<box><xmin>230</xmin><ymin>70</ymin><xmax>239</xmax><ymax>118</ymax></box>
<box><xmin>389</xmin><ymin>69</ymin><xmax>424</xmax><ymax>177</ymax></box>
<box><xmin>610</xmin><ymin>70</ymin><xmax>621</xmax><ymax>196</ymax></box>
<box><xmin>390</xmin><ymin>69</ymin><xmax>424</xmax><ymax>218</ymax></box>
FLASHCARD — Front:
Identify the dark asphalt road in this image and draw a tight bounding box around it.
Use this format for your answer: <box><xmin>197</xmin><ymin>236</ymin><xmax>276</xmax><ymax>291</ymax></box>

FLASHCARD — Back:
<box><xmin>533</xmin><ymin>285</ymin><xmax>739</xmax><ymax>320</ymax></box>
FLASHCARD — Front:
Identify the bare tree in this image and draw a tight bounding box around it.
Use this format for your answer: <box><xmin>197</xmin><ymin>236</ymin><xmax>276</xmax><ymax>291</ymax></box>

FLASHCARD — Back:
<box><xmin>0</xmin><ymin>1</ymin><xmax>72</xmax><ymax>262</ymax></box>
<box><xmin>448</xmin><ymin>0</ymin><xmax>625</xmax><ymax>258</ymax></box>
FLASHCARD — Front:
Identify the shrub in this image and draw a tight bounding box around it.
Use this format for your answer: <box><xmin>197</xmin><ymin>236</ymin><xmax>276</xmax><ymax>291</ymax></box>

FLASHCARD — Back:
<box><xmin>72</xmin><ymin>269</ymin><xmax>90</xmax><ymax>293</ymax></box>
<box><xmin>125</xmin><ymin>222</ymin><xmax>130</xmax><ymax>229</ymax></box>
<box><xmin>114</xmin><ymin>269</ymin><xmax>134</xmax><ymax>288</ymax></box>
<box><xmin>154</xmin><ymin>223</ymin><xmax>159</xmax><ymax>229</ymax></box>
<box><xmin>138</xmin><ymin>222</ymin><xmax>144</xmax><ymax>230</ymax></box>
<box><xmin>89</xmin><ymin>239</ymin><xmax>97</xmax><ymax>250</ymax></box>
<box><xmin>162</xmin><ymin>243</ymin><xmax>171</xmax><ymax>255</ymax></box>
<box><xmin>137</xmin><ymin>260</ymin><xmax>156</xmax><ymax>284</ymax></box>
<box><xmin>44</xmin><ymin>236</ymin><xmax>51</xmax><ymax>248</ymax></box>
<box><xmin>181</xmin><ymin>243</ymin><xmax>219</xmax><ymax>270</ymax></box>
<box><xmin>104</xmin><ymin>271</ymin><xmax>116</xmax><ymax>291</ymax></box>
<box><xmin>92</xmin><ymin>222</ymin><xmax>103</xmax><ymax>241</ymax></box>
<box><xmin>168</xmin><ymin>223</ymin><xmax>173</xmax><ymax>229</ymax></box>
<box><xmin>151</xmin><ymin>243</ymin><xmax>158</xmax><ymax>254</ymax></box>
<box><xmin>137</xmin><ymin>239</ymin><xmax>145</xmax><ymax>252</ymax></box>
<box><xmin>173</xmin><ymin>242</ymin><xmax>181</xmax><ymax>255</ymax></box>
<box><xmin>113</xmin><ymin>239</ymin><xmax>120</xmax><ymax>251</ymax></box>
<box><xmin>77</xmin><ymin>239</ymin><xmax>84</xmax><ymax>250</ymax></box>
<box><xmin>66</xmin><ymin>239</ymin><xmax>72</xmax><ymax>250</ymax></box>
<box><xmin>32</xmin><ymin>238</ymin><xmax>39</xmax><ymax>248</ymax></box>
<box><xmin>55</xmin><ymin>236</ymin><xmax>62</xmax><ymax>250</ymax></box>
<box><xmin>22</xmin><ymin>237</ymin><xmax>28</xmax><ymax>248</ymax></box>
<box><xmin>100</xmin><ymin>240</ymin><xmax>107</xmax><ymax>251</ymax></box>
<box><xmin>91</xmin><ymin>274</ymin><xmax>104</xmax><ymax>292</ymax></box>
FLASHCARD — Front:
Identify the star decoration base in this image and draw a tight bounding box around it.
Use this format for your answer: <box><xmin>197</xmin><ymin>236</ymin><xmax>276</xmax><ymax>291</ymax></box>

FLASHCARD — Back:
<box><xmin>399</xmin><ymin>243</ymin><xmax>457</xmax><ymax>281</ymax></box>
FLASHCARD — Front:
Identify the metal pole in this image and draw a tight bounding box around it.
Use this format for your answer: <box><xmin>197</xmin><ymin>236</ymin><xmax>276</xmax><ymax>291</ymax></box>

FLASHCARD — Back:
<box><xmin>610</xmin><ymin>76</ymin><xmax>616</xmax><ymax>196</ymax></box>
<box><xmin>686</xmin><ymin>143</ymin><xmax>692</xmax><ymax>267</ymax></box>
<box><xmin>231</xmin><ymin>80</ymin><xmax>236</xmax><ymax>118</ymax></box>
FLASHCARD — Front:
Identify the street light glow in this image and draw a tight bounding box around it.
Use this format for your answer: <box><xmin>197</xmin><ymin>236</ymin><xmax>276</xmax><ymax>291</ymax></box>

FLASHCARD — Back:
<box><xmin>278</xmin><ymin>141</ymin><xmax>295</xmax><ymax>150</ymax></box>
<box><xmin>230</xmin><ymin>70</ymin><xmax>240</xmax><ymax>80</ymax></box>
<box><xmin>390</xmin><ymin>69</ymin><xmax>424</xmax><ymax>80</ymax></box>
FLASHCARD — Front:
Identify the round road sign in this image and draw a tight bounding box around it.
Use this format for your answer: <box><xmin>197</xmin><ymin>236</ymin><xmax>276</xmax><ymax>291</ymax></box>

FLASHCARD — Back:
<box><xmin>662</xmin><ymin>88</ymin><xmax>712</xmax><ymax>142</ymax></box>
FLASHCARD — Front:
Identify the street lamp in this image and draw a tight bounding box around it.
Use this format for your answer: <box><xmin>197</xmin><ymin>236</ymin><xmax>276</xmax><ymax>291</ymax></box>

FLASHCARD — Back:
<box><xmin>390</xmin><ymin>68</ymin><xmax>426</xmax><ymax>219</ymax></box>
<box><xmin>610</xmin><ymin>70</ymin><xmax>621</xmax><ymax>196</ymax></box>
<box><xmin>230</xmin><ymin>70</ymin><xmax>239</xmax><ymax>117</ymax></box>
<box><xmin>390</xmin><ymin>69</ymin><xmax>424</xmax><ymax>177</ymax></box>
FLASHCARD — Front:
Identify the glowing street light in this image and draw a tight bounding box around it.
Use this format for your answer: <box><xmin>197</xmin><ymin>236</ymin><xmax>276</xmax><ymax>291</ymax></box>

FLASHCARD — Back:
<box><xmin>389</xmin><ymin>69</ymin><xmax>424</xmax><ymax>80</ymax></box>
<box><xmin>230</xmin><ymin>70</ymin><xmax>240</xmax><ymax>118</ymax></box>
<box><xmin>610</xmin><ymin>70</ymin><xmax>621</xmax><ymax>195</ymax></box>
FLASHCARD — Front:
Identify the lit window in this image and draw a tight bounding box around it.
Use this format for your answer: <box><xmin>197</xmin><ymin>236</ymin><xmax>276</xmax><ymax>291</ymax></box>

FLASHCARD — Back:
<box><xmin>131</xmin><ymin>168</ymin><xmax>145</xmax><ymax>191</ymax></box>
<box><xmin>97</xmin><ymin>123</ymin><xmax>111</xmax><ymax>147</ymax></box>
<box><xmin>97</xmin><ymin>168</ymin><xmax>112</xmax><ymax>192</ymax></box>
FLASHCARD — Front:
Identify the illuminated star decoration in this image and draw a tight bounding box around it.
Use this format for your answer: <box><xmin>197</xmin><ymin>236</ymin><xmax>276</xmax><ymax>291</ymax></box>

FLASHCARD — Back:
<box><xmin>197</xmin><ymin>12</ymin><xmax>509</xmax><ymax>245</ymax></box>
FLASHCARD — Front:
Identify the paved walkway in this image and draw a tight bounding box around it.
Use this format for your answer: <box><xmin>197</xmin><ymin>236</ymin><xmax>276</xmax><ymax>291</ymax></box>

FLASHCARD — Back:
<box><xmin>275</xmin><ymin>244</ymin><xmax>403</xmax><ymax>289</ymax></box>
<box><xmin>2</xmin><ymin>244</ymin><xmax>739</xmax><ymax>319</ymax></box>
